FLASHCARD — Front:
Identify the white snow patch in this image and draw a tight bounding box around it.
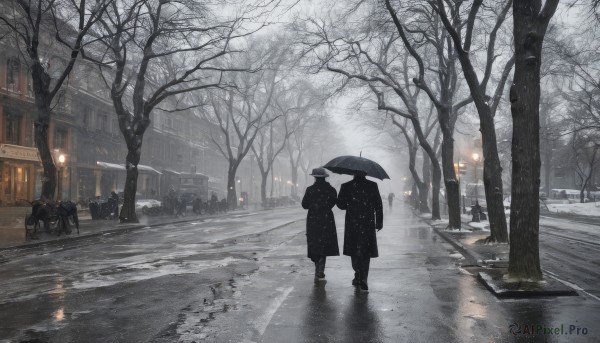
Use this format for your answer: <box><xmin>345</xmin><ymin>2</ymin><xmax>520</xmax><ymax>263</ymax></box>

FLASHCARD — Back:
<box><xmin>468</xmin><ymin>221</ymin><xmax>489</xmax><ymax>230</ymax></box>
<box><xmin>71</xmin><ymin>257</ymin><xmax>241</xmax><ymax>290</ymax></box>
<box><xmin>458</xmin><ymin>267</ymin><xmax>473</xmax><ymax>275</ymax></box>
<box><xmin>546</xmin><ymin>201</ymin><xmax>600</xmax><ymax>216</ymax></box>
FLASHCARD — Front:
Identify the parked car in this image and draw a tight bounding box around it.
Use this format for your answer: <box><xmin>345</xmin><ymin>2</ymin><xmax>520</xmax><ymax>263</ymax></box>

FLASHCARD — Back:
<box><xmin>136</xmin><ymin>198</ymin><xmax>161</xmax><ymax>213</ymax></box>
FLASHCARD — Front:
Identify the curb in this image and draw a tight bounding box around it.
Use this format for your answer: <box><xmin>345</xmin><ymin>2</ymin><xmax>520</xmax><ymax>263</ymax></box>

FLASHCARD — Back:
<box><xmin>477</xmin><ymin>270</ymin><xmax>578</xmax><ymax>298</ymax></box>
<box><xmin>409</xmin><ymin>208</ymin><xmax>484</xmax><ymax>266</ymax></box>
<box><xmin>0</xmin><ymin>208</ymin><xmax>295</xmax><ymax>251</ymax></box>
<box><xmin>432</xmin><ymin>227</ymin><xmax>483</xmax><ymax>266</ymax></box>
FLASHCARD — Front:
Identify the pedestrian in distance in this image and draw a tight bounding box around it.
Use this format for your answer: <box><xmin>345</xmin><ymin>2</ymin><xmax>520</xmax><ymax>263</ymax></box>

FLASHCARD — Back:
<box><xmin>388</xmin><ymin>192</ymin><xmax>395</xmax><ymax>209</ymax></box>
<box><xmin>301</xmin><ymin>167</ymin><xmax>340</xmax><ymax>282</ymax></box>
<box><xmin>337</xmin><ymin>171</ymin><xmax>383</xmax><ymax>292</ymax></box>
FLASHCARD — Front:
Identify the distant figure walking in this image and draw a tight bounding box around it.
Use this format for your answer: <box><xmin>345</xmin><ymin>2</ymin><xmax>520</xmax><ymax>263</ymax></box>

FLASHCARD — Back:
<box><xmin>388</xmin><ymin>192</ymin><xmax>395</xmax><ymax>209</ymax></box>
<box><xmin>301</xmin><ymin>168</ymin><xmax>340</xmax><ymax>282</ymax></box>
<box><xmin>337</xmin><ymin>171</ymin><xmax>383</xmax><ymax>292</ymax></box>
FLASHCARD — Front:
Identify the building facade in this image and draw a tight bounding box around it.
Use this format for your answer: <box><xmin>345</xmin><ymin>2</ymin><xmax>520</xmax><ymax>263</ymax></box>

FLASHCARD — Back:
<box><xmin>0</xmin><ymin>44</ymin><xmax>231</xmax><ymax>206</ymax></box>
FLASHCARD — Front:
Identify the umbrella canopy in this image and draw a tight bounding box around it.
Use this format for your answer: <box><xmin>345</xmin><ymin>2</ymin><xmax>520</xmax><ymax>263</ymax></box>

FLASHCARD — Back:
<box><xmin>323</xmin><ymin>155</ymin><xmax>390</xmax><ymax>180</ymax></box>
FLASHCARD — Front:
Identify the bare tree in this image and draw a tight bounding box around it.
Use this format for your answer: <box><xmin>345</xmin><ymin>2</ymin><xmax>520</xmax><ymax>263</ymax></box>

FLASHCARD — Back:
<box><xmin>96</xmin><ymin>0</ymin><xmax>258</xmax><ymax>222</ymax></box>
<box><xmin>382</xmin><ymin>0</ymin><xmax>476</xmax><ymax>228</ymax></box>
<box><xmin>251</xmin><ymin>79</ymin><xmax>323</xmax><ymax>203</ymax></box>
<box><xmin>391</xmin><ymin>111</ymin><xmax>438</xmax><ymax>212</ymax></box>
<box><xmin>0</xmin><ymin>0</ymin><xmax>111</xmax><ymax>200</ymax></box>
<box><xmin>206</xmin><ymin>39</ymin><xmax>284</xmax><ymax>209</ymax></box>
<box><xmin>296</xmin><ymin>11</ymin><xmax>445</xmax><ymax>218</ymax></box>
<box><xmin>508</xmin><ymin>0</ymin><xmax>559</xmax><ymax>280</ymax></box>
<box><xmin>432</xmin><ymin>0</ymin><xmax>514</xmax><ymax>242</ymax></box>
<box><xmin>296</xmin><ymin>114</ymin><xmax>345</xmax><ymax>189</ymax></box>
<box><xmin>568</xmin><ymin>133</ymin><xmax>600</xmax><ymax>202</ymax></box>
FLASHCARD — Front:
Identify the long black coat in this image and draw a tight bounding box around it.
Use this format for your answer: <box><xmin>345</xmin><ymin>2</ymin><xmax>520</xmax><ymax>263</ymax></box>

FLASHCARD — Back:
<box><xmin>301</xmin><ymin>179</ymin><xmax>340</xmax><ymax>258</ymax></box>
<box><xmin>337</xmin><ymin>177</ymin><xmax>383</xmax><ymax>258</ymax></box>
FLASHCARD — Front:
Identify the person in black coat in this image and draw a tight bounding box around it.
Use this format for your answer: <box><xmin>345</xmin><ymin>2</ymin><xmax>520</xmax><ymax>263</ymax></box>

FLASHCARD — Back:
<box><xmin>337</xmin><ymin>171</ymin><xmax>383</xmax><ymax>291</ymax></box>
<box><xmin>301</xmin><ymin>167</ymin><xmax>340</xmax><ymax>281</ymax></box>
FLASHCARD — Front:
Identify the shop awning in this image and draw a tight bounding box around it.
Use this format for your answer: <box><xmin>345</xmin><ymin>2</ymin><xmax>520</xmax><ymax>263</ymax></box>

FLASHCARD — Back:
<box><xmin>164</xmin><ymin>169</ymin><xmax>213</xmax><ymax>180</ymax></box>
<box><xmin>96</xmin><ymin>161</ymin><xmax>162</xmax><ymax>174</ymax></box>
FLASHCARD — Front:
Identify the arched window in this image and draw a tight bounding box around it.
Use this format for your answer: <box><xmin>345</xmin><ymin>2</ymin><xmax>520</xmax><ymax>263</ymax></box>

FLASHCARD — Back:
<box><xmin>6</xmin><ymin>58</ymin><xmax>20</xmax><ymax>91</ymax></box>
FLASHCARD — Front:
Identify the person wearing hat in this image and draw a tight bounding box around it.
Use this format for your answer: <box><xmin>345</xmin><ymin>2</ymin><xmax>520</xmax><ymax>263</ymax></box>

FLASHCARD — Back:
<box><xmin>301</xmin><ymin>167</ymin><xmax>340</xmax><ymax>282</ymax></box>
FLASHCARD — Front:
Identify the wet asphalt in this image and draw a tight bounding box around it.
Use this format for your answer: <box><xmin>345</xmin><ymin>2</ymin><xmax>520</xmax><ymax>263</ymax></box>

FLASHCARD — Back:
<box><xmin>0</xmin><ymin>205</ymin><xmax>599</xmax><ymax>342</ymax></box>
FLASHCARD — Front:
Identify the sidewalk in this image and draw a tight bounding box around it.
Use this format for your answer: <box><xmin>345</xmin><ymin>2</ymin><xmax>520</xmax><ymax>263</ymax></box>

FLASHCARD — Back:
<box><xmin>424</xmin><ymin>212</ymin><xmax>577</xmax><ymax>298</ymax></box>
<box><xmin>0</xmin><ymin>207</ymin><xmax>270</xmax><ymax>250</ymax></box>
<box><xmin>428</xmin><ymin>214</ymin><xmax>508</xmax><ymax>266</ymax></box>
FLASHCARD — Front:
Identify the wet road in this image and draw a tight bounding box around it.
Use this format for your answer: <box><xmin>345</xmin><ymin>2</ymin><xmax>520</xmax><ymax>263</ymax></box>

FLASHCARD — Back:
<box><xmin>0</xmin><ymin>206</ymin><xmax>599</xmax><ymax>342</ymax></box>
<box><xmin>539</xmin><ymin>217</ymin><xmax>600</xmax><ymax>299</ymax></box>
<box><xmin>0</xmin><ymin>208</ymin><xmax>304</xmax><ymax>342</ymax></box>
<box><xmin>160</xmin><ymin>206</ymin><xmax>600</xmax><ymax>343</ymax></box>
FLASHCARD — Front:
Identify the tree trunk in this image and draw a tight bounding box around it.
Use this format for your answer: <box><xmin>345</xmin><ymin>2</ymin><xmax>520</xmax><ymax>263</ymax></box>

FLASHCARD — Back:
<box><xmin>227</xmin><ymin>165</ymin><xmax>239</xmax><ymax>210</ymax></box>
<box><xmin>31</xmin><ymin>63</ymin><xmax>57</xmax><ymax>201</ymax></box>
<box><xmin>291</xmin><ymin>167</ymin><xmax>298</xmax><ymax>197</ymax></box>
<box><xmin>482</xmin><ymin>147</ymin><xmax>508</xmax><ymax>242</ymax></box>
<box><xmin>508</xmin><ymin>0</ymin><xmax>558</xmax><ymax>280</ymax></box>
<box><xmin>439</xmin><ymin>109</ymin><xmax>461</xmax><ymax>228</ymax></box>
<box><xmin>118</xmin><ymin>127</ymin><xmax>145</xmax><ymax>223</ymax></box>
<box><xmin>120</xmin><ymin>147</ymin><xmax>141</xmax><ymax>222</ymax></box>
<box><xmin>544</xmin><ymin>148</ymin><xmax>551</xmax><ymax>199</ymax></box>
<box><xmin>421</xmin><ymin>149</ymin><xmax>432</xmax><ymax>214</ymax></box>
<box><xmin>260</xmin><ymin>172</ymin><xmax>268</xmax><ymax>204</ymax></box>
<box><xmin>406</xmin><ymin>146</ymin><xmax>427</xmax><ymax>211</ymax></box>
<box><xmin>410</xmin><ymin>181</ymin><xmax>419</xmax><ymax>208</ymax></box>
<box><xmin>431</xmin><ymin>163</ymin><xmax>442</xmax><ymax>220</ymax></box>
<box><xmin>430</xmin><ymin>129</ymin><xmax>442</xmax><ymax>220</ymax></box>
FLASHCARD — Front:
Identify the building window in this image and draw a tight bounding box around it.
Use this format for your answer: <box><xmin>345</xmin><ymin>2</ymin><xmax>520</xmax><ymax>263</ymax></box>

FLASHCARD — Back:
<box><xmin>97</xmin><ymin>113</ymin><xmax>107</xmax><ymax>132</ymax></box>
<box><xmin>83</xmin><ymin>106</ymin><xmax>94</xmax><ymax>130</ymax></box>
<box><xmin>5</xmin><ymin>109</ymin><xmax>21</xmax><ymax>145</ymax></box>
<box><xmin>27</xmin><ymin>74</ymin><xmax>34</xmax><ymax>97</ymax></box>
<box><xmin>55</xmin><ymin>128</ymin><xmax>67</xmax><ymax>150</ymax></box>
<box><xmin>112</xmin><ymin>117</ymin><xmax>119</xmax><ymax>135</ymax></box>
<box><xmin>6</xmin><ymin>58</ymin><xmax>20</xmax><ymax>92</ymax></box>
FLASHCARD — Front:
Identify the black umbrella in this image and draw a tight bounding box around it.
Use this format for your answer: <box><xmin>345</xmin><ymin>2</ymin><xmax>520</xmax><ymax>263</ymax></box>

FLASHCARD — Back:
<box><xmin>323</xmin><ymin>155</ymin><xmax>390</xmax><ymax>180</ymax></box>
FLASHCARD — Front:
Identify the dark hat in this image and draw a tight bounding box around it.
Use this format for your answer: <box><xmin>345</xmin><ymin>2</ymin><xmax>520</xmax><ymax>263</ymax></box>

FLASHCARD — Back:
<box><xmin>310</xmin><ymin>167</ymin><xmax>329</xmax><ymax>178</ymax></box>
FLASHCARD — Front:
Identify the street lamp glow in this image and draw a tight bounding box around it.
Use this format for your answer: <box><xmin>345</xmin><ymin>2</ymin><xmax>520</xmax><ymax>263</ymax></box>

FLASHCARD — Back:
<box><xmin>58</xmin><ymin>154</ymin><xmax>66</xmax><ymax>164</ymax></box>
<box><xmin>472</xmin><ymin>153</ymin><xmax>479</xmax><ymax>161</ymax></box>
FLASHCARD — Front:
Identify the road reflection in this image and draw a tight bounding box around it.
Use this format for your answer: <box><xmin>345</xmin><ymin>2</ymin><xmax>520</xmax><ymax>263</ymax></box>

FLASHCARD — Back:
<box><xmin>342</xmin><ymin>291</ymin><xmax>384</xmax><ymax>342</ymax></box>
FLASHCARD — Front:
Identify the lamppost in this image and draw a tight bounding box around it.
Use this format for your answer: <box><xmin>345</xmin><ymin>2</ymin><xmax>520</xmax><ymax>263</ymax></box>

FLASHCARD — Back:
<box><xmin>472</xmin><ymin>153</ymin><xmax>482</xmax><ymax>222</ymax></box>
<box><xmin>55</xmin><ymin>150</ymin><xmax>67</xmax><ymax>200</ymax></box>
<box><xmin>236</xmin><ymin>176</ymin><xmax>242</xmax><ymax>208</ymax></box>
<box><xmin>472</xmin><ymin>153</ymin><xmax>480</xmax><ymax>205</ymax></box>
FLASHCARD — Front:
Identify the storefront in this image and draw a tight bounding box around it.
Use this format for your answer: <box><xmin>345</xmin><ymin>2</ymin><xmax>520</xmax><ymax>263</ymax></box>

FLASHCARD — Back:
<box><xmin>0</xmin><ymin>144</ymin><xmax>40</xmax><ymax>206</ymax></box>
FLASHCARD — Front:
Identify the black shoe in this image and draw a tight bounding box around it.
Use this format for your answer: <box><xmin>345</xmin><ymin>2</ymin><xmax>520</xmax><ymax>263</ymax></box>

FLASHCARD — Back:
<box><xmin>352</xmin><ymin>278</ymin><xmax>359</xmax><ymax>286</ymax></box>
<box><xmin>315</xmin><ymin>272</ymin><xmax>325</xmax><ymax>280</ymax></box>
<box><xmin>359</xmin><ymin>281</ymin><xmax>369</xmax><ymax>292</ymax></box>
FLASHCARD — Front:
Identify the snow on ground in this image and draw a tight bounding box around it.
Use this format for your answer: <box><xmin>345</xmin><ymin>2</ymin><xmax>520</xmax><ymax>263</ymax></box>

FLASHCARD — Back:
<box><xmin>546</xmin><ymin>201</ymin><xmax>600</xmax><ymax>216</ymax></box>
<box><xmin>539</xmin><ymin>217</ymin><xmax>600</xmax><ymax>236</ymax></box>
<box><xmin>468</xmin><ymin>221</ymin><xmax>490</xmax><ymax>230</ymax></box>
